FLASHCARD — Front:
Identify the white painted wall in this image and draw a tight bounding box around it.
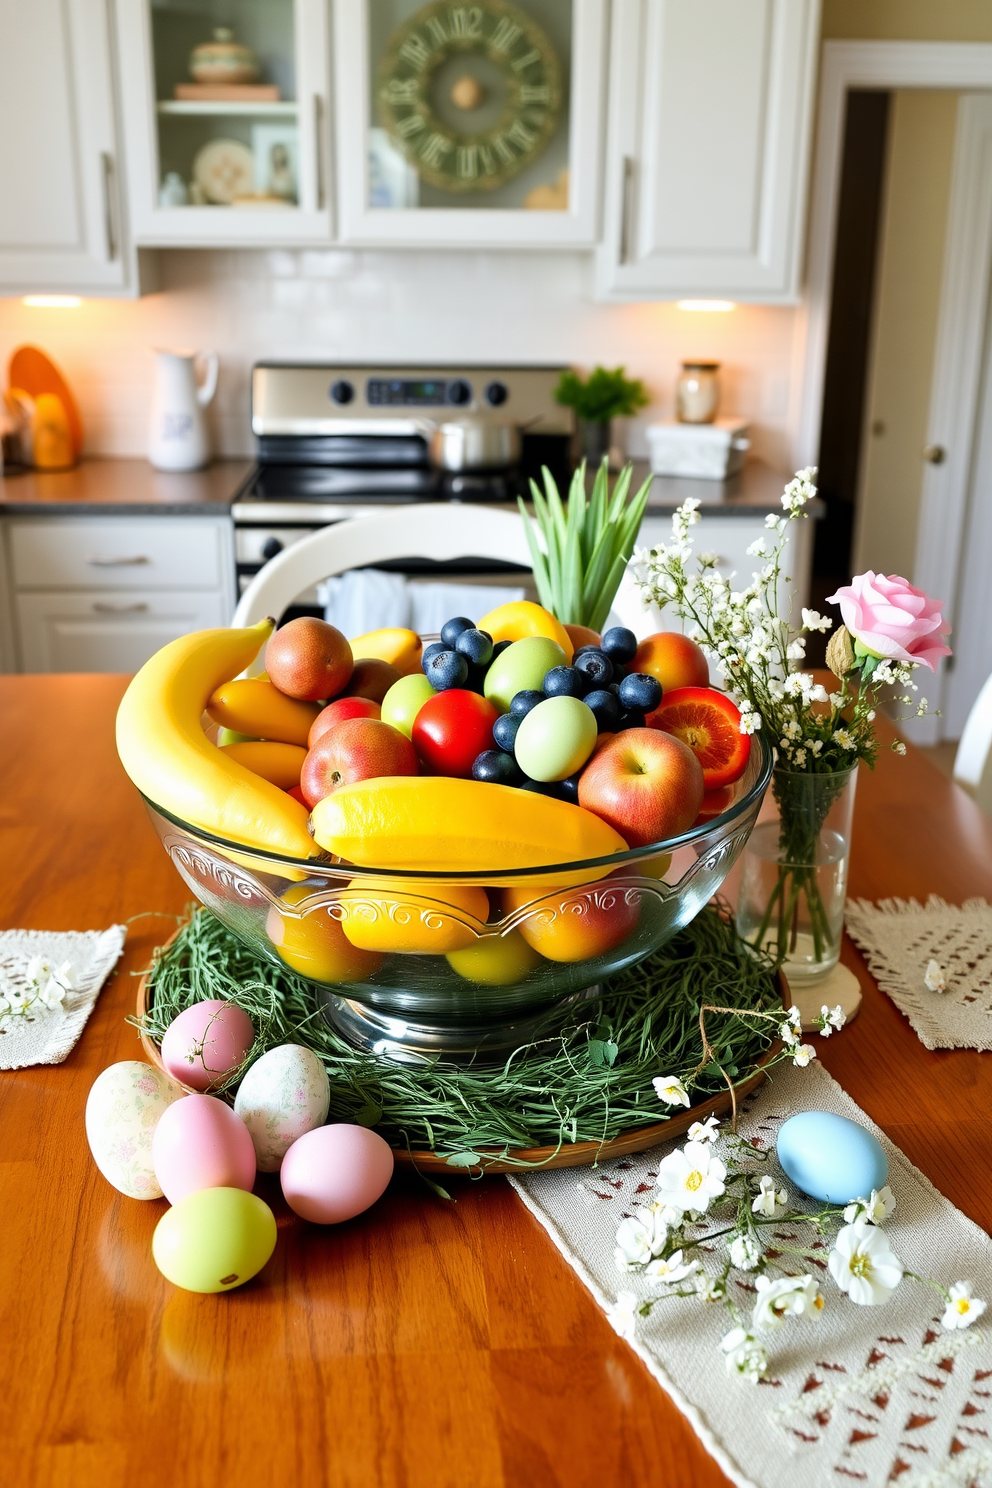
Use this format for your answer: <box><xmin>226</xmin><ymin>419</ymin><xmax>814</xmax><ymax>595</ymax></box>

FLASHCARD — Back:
<box><xmin>0</xmin><ymin>249</ymin><xmax>802</xmax><ymax>468</ymax></box>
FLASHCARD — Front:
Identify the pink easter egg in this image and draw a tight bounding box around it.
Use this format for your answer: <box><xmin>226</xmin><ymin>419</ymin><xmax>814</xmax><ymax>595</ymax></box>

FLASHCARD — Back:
<box><xmin>152</xmin><ymin>1093</ymin><xmax>256</xmax><ymax>1205</ymax></box>
<box><xmin>280</xmin><ymin>1124</ymin><xmax>394</xmax><ymax>1224</ymax></box>
<box><xmin>160</xmin><ymin>999</ymin><xmax>254</xmax><ymax>1092</ymax></box>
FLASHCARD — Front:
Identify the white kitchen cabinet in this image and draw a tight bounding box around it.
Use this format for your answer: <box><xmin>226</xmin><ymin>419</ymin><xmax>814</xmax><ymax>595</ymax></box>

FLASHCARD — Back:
<box><xmin>115</xmin><ymin>0</ymin><xmax>332</xmax><ymax>247</ymax></box>
<box><xmin>596</xmin><ymin>0</ymin><xmax>820</xmax><ymax>303</ymax></box>
<box><xmin>5</xmin><ymin>515</ymin><xmax>236</xmax><ymax>673</ymax></box>
<box><xmin>0</xmin><ymin>0</ymin><xmax>142</xmax><ymax>294</ymax></box>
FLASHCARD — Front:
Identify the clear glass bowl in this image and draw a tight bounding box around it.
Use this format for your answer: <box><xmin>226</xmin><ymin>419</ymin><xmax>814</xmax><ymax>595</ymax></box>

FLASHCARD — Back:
<box><xmin>143</xmin><ymin>731</ymin><xmax>771</xmax><ymax>1060</ymax></box>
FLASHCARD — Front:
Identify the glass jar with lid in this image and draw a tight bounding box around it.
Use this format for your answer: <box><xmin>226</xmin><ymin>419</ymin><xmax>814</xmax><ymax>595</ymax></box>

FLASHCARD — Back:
<box><xmin>676</xmin><ymin>362</ymin><xmax>721</xmax><ymax>424</ymax></box>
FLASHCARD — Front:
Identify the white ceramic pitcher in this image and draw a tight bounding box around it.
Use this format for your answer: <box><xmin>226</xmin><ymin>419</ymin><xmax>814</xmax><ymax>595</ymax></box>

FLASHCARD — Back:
<box><xmin>148</xmin><ymin>348</ymin><xmax>218</xmax><ymax>471</ymax></box>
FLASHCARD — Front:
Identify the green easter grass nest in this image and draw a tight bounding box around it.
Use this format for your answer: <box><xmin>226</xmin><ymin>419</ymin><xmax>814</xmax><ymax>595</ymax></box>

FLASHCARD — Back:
<box><xmin>136</xmin><ymin>902</ymin><xmax>781</xmax><ymax>1179</ymax></box>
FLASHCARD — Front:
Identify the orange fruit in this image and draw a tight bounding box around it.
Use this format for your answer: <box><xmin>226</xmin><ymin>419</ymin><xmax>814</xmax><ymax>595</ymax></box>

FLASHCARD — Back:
<box><xmin>502</xmin><ymin>879</ymin><xmax>640</xmax><ymax>963</ymax></box>
<box><xmin>446</xmin><ymin>929</ymin><xmax>544</xmax><ymax>984</ymax></box>
<box><xmin>266</xmin><ymin>882</ymin><xmax>382</xmax><ymax>983</ymax></box>
<box><xmin>338</xmin><ymin>878</ymin><xmax>489</xmax><ymax>955</ymax></box>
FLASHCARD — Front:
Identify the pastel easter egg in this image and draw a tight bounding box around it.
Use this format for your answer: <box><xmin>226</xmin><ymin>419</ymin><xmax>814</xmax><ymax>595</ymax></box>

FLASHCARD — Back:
<box><xmin>776</xmin><ymin>1111</ymin><xmax>888</xmax><ymax>1205</ymax></box>
<box><xmin>152</xmin><ymin>1187</ymin><xmax>277</xmax><ymax>1294</ymax></box>
<box><xmin>152</xmin><ymin>1093</ymin><xmax>256</xmax><ymax>1205</ymax></box>
<box><xmin>85</xmin><ymin>1061</ymin><xmax>186</xmax><ymax>1199</ymax></box>
<box><xmin>280</xmin><ymin>1124</ymin><xmax>394</xmax><ymax>1224</ymax></box>
<box><xmin>234</xmin><ymin>1044</ymin><xmax>330</xmax><ymax>1173</ymax></box>
<box><xmin>160</xmin><ymin>999</ymin><xmax>255</xmax><ymax>1091</ymax></box>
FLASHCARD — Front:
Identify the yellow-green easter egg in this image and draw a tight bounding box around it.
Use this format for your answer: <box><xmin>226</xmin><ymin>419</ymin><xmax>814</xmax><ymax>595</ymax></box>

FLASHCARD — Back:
<box><xmin>152</xmin><ymin>1187</ymin><xmax>277</xmax><ymax>1293</ymax></box>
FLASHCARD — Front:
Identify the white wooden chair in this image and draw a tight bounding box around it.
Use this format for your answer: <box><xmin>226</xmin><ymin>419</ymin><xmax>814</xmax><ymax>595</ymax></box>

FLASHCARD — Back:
<box><xmin>231</xmin><ymin>503</ymin><xmax>533</xmax><ymax>675</ymax></box>
<box><xmin>953</xmin><ymin>672</ymin><xmax>992</xmax><ymax>814</ymax></box>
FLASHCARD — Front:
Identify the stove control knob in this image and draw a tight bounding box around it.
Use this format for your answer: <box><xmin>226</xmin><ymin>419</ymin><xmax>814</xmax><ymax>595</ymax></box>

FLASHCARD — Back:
<box><xmin>446</xmin><ymin>378</ymin><xmax>472</xmax><ymax>406</ymax></box>
<box><xmin>329</xmin><ymin>379</ymin><xmax>355</xmax><ymax>405</ymax></box>
<box><xmin>484</xmin><ymin>380</ymin><xmax>508</xmax><ymax>407</ymax></box>
<box><xmin>261</xmin><ymin>537</ymin><xmax>284</xmax><ymax>562</ymax></box>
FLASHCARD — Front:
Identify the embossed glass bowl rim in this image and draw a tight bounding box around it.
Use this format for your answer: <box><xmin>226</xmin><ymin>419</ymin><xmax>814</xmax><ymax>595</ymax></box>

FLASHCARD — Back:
<box><xmin>141</xmin><ymin>732</ymin><xmax>771</xmax><ymax>883</ymax></box>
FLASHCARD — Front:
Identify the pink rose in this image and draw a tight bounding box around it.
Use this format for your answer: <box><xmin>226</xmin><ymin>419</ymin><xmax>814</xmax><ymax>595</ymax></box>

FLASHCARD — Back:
<box><xmin>825</xmin><ymin>572</ymin><xmax>951</xmax><ymax>672</ymax></box>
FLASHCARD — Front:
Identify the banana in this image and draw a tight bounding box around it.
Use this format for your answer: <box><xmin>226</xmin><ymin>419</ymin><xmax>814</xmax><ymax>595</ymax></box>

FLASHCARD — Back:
<box><xmin>116</xmin><ymin>619</ymin><xmax>317</xmax><ymax>859</ymax></box>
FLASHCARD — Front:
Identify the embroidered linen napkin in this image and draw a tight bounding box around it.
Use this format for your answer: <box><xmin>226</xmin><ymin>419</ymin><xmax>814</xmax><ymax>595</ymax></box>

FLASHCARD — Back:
<box><xmin>0</xmin><ymin>926</ymin><xmax>126</xmax><ymax>1070</ymax></box>
<box><xmin>846</xmin><ymin>896</ymin><xmax>992</xmax><ymax>1050</ymax></box>
<box><xmin>511</xmin><ymin>1062</ymin><xmax>992</xmax><ymax>1488</ymax></box>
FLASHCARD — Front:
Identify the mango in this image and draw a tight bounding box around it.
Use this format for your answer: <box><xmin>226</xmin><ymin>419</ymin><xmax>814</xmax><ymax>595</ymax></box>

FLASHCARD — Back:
<box><xmin>349</xmin><ymin>627</ymin><xmax>423</xmax><ymax>677</ymax></box>
<box><xmin>476</xmin><ymin>600</ymin><xmax>574</xmax><ymax>662</ymax></box>
<box><xmin>339</xmin><ymin>878</ymin><xmax>489</xmax><ymax>954</ymax></box>
<box><xmin>219</xmin><ymin>741</ymin><xmax>306</xmax><ymax>790</ymax></box>
<box><xmin>207</xmin><ymin>677</ymin><xmax>320</xmax><ymax>747</ymax></box>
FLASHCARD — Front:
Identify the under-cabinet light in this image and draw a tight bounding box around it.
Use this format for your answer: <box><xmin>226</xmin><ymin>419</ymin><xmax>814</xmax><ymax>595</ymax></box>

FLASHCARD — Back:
<box><xmin>22</xmin><ymin>296</ymin><xmax>82</xmax><ymax>308</ymax></box>
<box><xmin>676</xmin><ymin>300</ymin><xmax>736</xmax><ymax>312</ymax></box>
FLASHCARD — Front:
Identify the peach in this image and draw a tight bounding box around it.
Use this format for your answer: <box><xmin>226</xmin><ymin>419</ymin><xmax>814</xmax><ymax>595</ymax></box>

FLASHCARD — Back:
<box><xmin>266</xmin><ymin>617</ymin><xmax>353</xmax><ymax>702</ymax></box>
<box><xmin>578</xmin><ymin>728</ymin><xmax>703</xmax><ymax>848</ymax></box>
<box><xmin>300</xmin><ymin>717</ymin><xmax>418</xmax><ymax>808</ymax></box>
<box><xmin>502</xmin><ymin>879</ymin><xmax>639</xmax><ymax>963</ymax></box>
<box><xmin>564</xmin><ymin>623</ymin><xmax>602</xmax><ymax>652</ymax></box>
<box><xmin>629</xmin><ymin>632</ymin><xmax>709</xmax><ymax>692</ymax></box>
<box><xmin>309</xmin><ymin>696</ymin><xmax>381</xmax><ymax>750</ymax></box>
<box><xmin>341</xmin><ymin>657</ymin><xmax>400</xmax><ymax>704</ymax></box>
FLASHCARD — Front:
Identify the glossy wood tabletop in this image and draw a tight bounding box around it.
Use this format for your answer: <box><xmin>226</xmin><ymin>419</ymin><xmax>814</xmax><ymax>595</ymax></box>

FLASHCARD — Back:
<box><xmin>2</xmin><ymin>674</ymin><xmax>992</xmax><ymax>1488</ymax></box>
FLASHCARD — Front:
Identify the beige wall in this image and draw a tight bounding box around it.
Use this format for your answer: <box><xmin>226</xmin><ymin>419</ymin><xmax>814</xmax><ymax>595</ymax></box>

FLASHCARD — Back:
<box><xmin>853</xmin><ymin>91</ymin><xmax>959</xmax><ymax>579</ymax></box>
<box><xmin>823</xmin><ymin>1</ymin><xmax>992</xmax><ymax>41</ymax></box>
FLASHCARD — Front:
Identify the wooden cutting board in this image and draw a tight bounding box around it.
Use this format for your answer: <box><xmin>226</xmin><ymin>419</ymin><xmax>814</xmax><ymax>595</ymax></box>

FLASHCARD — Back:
<box><xmin>8</xmin><ymin>345</ymin><xmax>83</xmax><ymax>457</ymax></box>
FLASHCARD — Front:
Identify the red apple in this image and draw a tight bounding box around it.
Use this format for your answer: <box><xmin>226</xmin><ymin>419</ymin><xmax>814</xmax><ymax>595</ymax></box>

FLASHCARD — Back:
<box><xmin>309</xmin><ymin>696</ymin><xmax>381</xmax><ymax>749</ymax></box>
<box><xmin>577</xmin><ymin>728</ymin><xmax>703</xmax><ymax>847</ymax></box>
<box><xmin>629</xmin><ymin>631</ymin><xmax>709</xmax><ymax>692</ymax></box>
<box><xmin>266</xmin><ymin>617</ymin><xmax>354</xmax><ymax>701</ymax></box>
<box><xmin>300</xmin><ymin>717</ymin><xmax>417</xmax><ymax>807</ymax></box>
<box><xmin>412</xmin><ymin>690</ymin><xmax>499</xmax><ymax>778</ymax></box>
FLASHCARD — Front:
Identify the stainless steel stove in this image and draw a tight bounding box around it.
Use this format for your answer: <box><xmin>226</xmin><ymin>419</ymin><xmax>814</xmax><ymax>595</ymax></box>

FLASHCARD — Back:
<box><xmin>232</xmin><ymin>363</ymin><xmax>572</xmax><ymax>611</ymax></box>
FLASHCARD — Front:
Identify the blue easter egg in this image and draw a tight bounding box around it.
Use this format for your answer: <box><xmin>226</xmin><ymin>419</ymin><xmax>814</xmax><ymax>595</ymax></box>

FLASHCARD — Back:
<box><xmin>775</xmin><ymin>1111</ymin><xmax>888</xmax><ymax>1205</ymax></box>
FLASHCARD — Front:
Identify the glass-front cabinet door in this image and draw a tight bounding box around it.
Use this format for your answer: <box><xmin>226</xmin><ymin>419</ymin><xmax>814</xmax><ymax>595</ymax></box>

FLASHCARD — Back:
<box><xmin>334</xmin><ymin>0</ymin><xmax>606</xmax><ymax>246</ymax></box>
<box><xmin>116</xmin><ymin>0</ymin><xmax>331</xmax><ymax>244</ymax></box>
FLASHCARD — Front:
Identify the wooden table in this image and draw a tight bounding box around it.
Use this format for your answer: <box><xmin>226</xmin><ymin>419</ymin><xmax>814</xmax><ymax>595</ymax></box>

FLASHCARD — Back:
<box><xmin>3</xmin><ymin>674</ymin><xmax>992</xmax><ymax>1488</ymax></box>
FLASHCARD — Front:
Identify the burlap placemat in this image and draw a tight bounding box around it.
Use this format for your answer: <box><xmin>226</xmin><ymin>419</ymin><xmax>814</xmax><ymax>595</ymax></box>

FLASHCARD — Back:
<box><xmin>0</xmin><ymin>926</ymin><xmax>126</xmax><ymax>1069</ymax></box>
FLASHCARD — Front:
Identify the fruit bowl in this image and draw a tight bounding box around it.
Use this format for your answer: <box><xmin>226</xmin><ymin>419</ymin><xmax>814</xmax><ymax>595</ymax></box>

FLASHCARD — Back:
<box><xmin>142</xmin><ymin>731</ymin><xmax>771</xmax><ymax>1062</ymax></box>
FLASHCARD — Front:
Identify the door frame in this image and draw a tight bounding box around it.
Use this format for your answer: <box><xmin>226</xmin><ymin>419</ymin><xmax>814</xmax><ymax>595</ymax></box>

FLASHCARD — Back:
<box><xmin>796</xmin><ymin>41</ymin><xmax>992</xmax><ymax>742</ymax></box>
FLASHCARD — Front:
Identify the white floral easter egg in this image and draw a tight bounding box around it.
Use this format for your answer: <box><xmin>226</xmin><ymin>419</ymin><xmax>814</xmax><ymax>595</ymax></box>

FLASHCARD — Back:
<box><xmin>234</xmin><ymin>1044</ymin><xmax>330</xmax><ymax>1172</ymax></box>
<box><xmin>85</xmin><ymin>1061</ymin><xmax>186</xmax><ymax>1199</ymax></box>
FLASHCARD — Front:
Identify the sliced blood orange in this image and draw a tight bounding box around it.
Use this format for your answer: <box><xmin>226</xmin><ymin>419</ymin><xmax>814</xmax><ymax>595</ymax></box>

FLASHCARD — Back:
<box><xmin>647</xmin><ymin>687</ymin><xmax>750</xmax><ymax>790</ymax></box>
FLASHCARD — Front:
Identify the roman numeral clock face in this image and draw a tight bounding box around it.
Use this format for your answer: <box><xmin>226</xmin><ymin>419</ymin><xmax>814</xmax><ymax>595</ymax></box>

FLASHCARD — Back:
<box><xmin>376</xmin><ymin>1</ymin><xmax>562</xmax><ymax>193</ymax></box>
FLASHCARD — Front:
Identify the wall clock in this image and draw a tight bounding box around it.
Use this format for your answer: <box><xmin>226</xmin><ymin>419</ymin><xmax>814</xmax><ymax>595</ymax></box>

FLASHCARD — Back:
<box><xmin>376</xmin><ymin>0</ymin><xmax>562</xmax><ymax>193</ymax></box>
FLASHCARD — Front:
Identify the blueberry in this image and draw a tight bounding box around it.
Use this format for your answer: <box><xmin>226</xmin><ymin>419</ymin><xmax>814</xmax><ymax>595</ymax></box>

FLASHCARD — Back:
<box><xmin>440</xmin><ymin>616</ymin><xmax>475</xmax><ymax>647</ymax></box>
<box><xmin>617</xmin><ymin>709</ymin><xmax>646</xmax><ymax>731</ymax></box>
<box><xmin>492</xmin><ymin>712</ymin><xmax>520</xmax><ymax>752</ymax></box>
<box><xmin>462</xmin><ymin>662</ymin><xmax>488</xmax><ymax>694</ymax></box>
<box><xmin>424</xmin><ymin>648</ymin><xmax>469</xmax><ymax>691</ymax></box>
<box><xmin>543</xmin><ymin>665</ymin><xmax>589</xmax><ymax>699</ymax></box>
<box><xmin>454</xmin><ymin>627</ymin><xmax>494</xmax><ymax>668</ymax></box>
<box><xmin>584</xmin><ymin>688</ymin><xmax>621</xmax><ymax>732</ymax></box>
<box><xmin>556</xmin><ymin>772</ymin><xmax>581</xmax><ymax>804</ymax></box>
<box><xmin>421</xmin><ymin>641</ymin><xmax>447</xmax><ymax>673</ymax></box>
<box><xmin>472</xmin><ymin>749</ymin><xmax>521</xmax><ymax>785</ymax></box>
<box><xmin>510</xmin><ymin>689</ymin><xmax>545</xmax><ymax>719</ymax></box>
<box><xmin>601</xmin><ymin>626</ymin><xmax>638</xmax><ymax>664</ymax></box>
<box><xmin>520</xmin><ymin>778</ymin><xmax>568</xmax><ymax>799</ymax></box>
<box><xmin>491</xmin><ymin>639</ymin><xmax>512</xmax><ymax>661</ymax></box>
<box><xmin>573</xmin><ymin>648</ymin><xmax>613</xmax><ymax>689</ymax></box>
<box><xmin>619</xmin><ymin>672</ymin><xmax>663</xmax><ymax>713</ymax></box>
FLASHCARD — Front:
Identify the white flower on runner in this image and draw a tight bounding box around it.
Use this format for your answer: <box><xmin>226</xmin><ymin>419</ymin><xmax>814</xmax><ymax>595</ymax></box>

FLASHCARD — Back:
<box><xmin>792</xmin><ymin>1043</ymin><xmax>817</xmax><ymax>1068</ymax></box>
<box><xmin>645</xmin><ymin>1249</ymin><xmax>699</xmax><ymax>1286</ymax></box>
<box><xmin>653</xmin><ymin>1074</ymin><xmax>691</xmax><ymax>1108</ymax></box>
<box><xmin>687</xmin><ymin>1115</ymin><xmax>720</xmax><ymax>1144</ymax></box>
<box><xmin>828</xmin><ymin>1219</ymin><xmax>904</xmax><ymax>1305</ymax></box>
<box><xmin>752</xmin><ymin>1274</ymin><xmax>824</xmax><ymax>1330</ymax></box>
<box><xmin>751</xmin><ymin>1174</ymin><xmax>788</xmax><ymax>1218</ymax></box>
<box><xmin>694</xmin><ymin>1273</ymin><xmax>727</xmax><ymax>1304</ymax></box>
<box><xmin>608</xmin><ymin>1291</ymin><xmax>640</xmax><ymax>1342</ymax></box>
<box><xmin>721</xmin><ymin>1327</ymin><xmax>768</xmax><ymax>1382</ymax></box>
<box><xmin>656</xmin><ymin>1141</ymin><xmax>727</xmax><ymax>1215</ymax></box>
<box><xmin>843</xmin><ymin>1186</ymin><xmax>896</xmax><ymax>1226</ymax></box>
<box><xmin>924</xmin><ymin>959</ymin><xmax>947</xmax><ymax>993</ymax></box>
<box><xmin>942</xmin><ymin>1281</ymin><xmax>987</xmax><ymax>1331</ymax></box>
<box><xmin>614</xmin><ymin>1211</ymin><xmax>669</xmax><ymax>1271</ymax></box>
<box><xmin>729</xmin><ymin>1232</ymin><xmax>764</xmax><ymax>1271</ymax></box>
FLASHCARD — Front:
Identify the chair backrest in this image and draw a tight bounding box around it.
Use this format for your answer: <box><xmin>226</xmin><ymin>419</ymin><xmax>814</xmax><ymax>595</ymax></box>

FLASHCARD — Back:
<box><xmin>232</xmin><ymin>503</ymin><xmax>533</xmax><ymax>673</ymax></box>
<box><xmin>953</xmin><ymin>670</ymin><xmax>992</xmax><ymax>814</ymax></box>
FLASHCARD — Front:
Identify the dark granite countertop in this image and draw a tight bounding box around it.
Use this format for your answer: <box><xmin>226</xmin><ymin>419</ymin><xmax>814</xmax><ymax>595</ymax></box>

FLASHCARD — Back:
<box><xmin>630</xmin><ymin>457</ymin><xmax>818</xmax><ymax>515</ymax></box>
<box><xmin>0</xmin><ymin>458</ymin><xmax>253</xmax><ymax>516</ymax></box>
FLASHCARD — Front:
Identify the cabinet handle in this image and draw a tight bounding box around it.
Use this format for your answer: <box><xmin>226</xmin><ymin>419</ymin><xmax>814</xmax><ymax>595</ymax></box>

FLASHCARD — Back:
<box><xmin>93</xmin><ymin>601</ymin><xmax>150</xmax><ymax>614</ymax></box>
<box><xmin>313</xmin><ymin>95</ymin><xmax>325</xmax><ymax>210</ymax></box>
<box><xmin>619</xmin><ymin>156</ymin><xmax>635</xmax><ymax>265</ymax></box>
<box><xmin>101</xmin><ymin>151</ymin><xmax>117</xmax><ymax>261</ymax></box>
<box><xmin>923</xmin><ymin>444</ymin><xmax>946</xmax><ymax>465</ymax></box>
<box><xmin>87</xmin><ymin>555</ymin><xmax>151</xmax><ymax>566</ymax></box>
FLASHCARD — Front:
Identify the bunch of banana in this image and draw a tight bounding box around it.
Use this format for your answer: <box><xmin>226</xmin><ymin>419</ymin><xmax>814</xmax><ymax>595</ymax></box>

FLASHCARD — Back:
<box><xmin>116</xmin><ymin>618</ymin><xmax>317</xmax><ymax>859</ymax></box>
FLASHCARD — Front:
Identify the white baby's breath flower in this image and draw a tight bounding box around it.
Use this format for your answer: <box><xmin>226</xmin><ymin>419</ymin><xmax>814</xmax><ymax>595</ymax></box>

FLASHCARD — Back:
<box><xmin>793</xmin><ymin>748</ymin><xmax>807</xmax><ymax>768</ymax></box>
<box><xmin>753</xmin><ymin>1274</ymin><xmax>824</xmax><ymax>1330</ymax></box>
<box><xmin>832</xmin><ymin>728</ymin><xmax>857</xmax><ymax>750</ymax></box>
<box><xmin>843</xmin><ymin>1186</ymin><xmax>896</xmax><ymax>1226</ymax></box>
<box><xmin>653</xmin><ymin>1074</ymin><xmax>690</xmax><ymax>1108</ymax></box>
<box><xmin>729</xmin><ymin>1232</ymin><xmax>764</xmax><ymax>1271</ymax></box>
<box><xmin>786</xmin><ymin>640</ymin><xmax>806</xmax><ymax>661</ymax></box>
<box><xmin>792</xmin><ymin>1043</ymin><xmax>817</xmax><ymax>1068</ymax></box>
<box><xmin>752</xmin><ymin>1174</ymin><xmax>788</xmax><ymax>1218</ymax></box>
<box><xmin>739</xmin><ymin>711</ymin><xmax>760</xmax><ymax>735</ymax></box>
<box><xmin>721</xmin><ymin>1327</ymin><xmax>768</xmax><ymax>1382</ymax></box>
<box><xmin>828</xmin><ymin>1220</ymin><xmax>903</xmax><ymax>1305</ymax></box>
<box><xmin>924</xmin><ymin>959</ymin><xmax>946</xmax><ymax>993</ymax></box>
<box><xmin>608</xmin><ymin>1290</ymin><xmax>640</xmax><ymax>1341</ymax></box>
<box><xmin>614</xmin><ymin>1210</ymin><xmax>670</xmax><ymax>1271</ymax></box>
<box><xmin>826</xmin><ymin>1004</ymin><xmax>846</xmax><ymax>1031</ymax></box>
<box><xmin>892</xmin><ymin>740</ymin><xmax>907</xmax><ymax>755</ymax></box>
<box><xmin>695</xmin><ymin>1272</ymin><xmax>727</xmax><ymax>1303</ymax></box>
<box><xmin>688</xmin><ymin>1115</ymin><xmax>720</xmax><ymax>1144</ymax></box>
<box><xmin>746</xmin><ymin>538</ymin><xmax>768</xmax><ymax>558</ymax></box>
<box><xmin>645</xmin><ymin>1248</ymin><xmax>699</xmax><ymax>1286</ymax></box>
<box><xmin>942</xmin><ymin>1282</ymin><xmax>986</xmax><ymax>1331</ymax></box>
<box><xmin>764</xmin><ymin>512</ymin><xmax>780</xmax><ymax>529</ymax></box>
<box><xmin>656</xmin><ymin>1141</ymin><xmax>727</xmax><ymax>1215</ymax></box>
<box><xmin>801</xmin><ymin>608</ymin><xmax>832</xmax><ymax>633</ymax></box>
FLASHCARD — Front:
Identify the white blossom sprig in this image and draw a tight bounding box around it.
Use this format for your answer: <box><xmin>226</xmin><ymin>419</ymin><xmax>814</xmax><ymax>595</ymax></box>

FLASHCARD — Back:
<box><xmin>0</xmin><ymin>955</ymin><xmax>78</xmax><ymax>1018</ymax></box>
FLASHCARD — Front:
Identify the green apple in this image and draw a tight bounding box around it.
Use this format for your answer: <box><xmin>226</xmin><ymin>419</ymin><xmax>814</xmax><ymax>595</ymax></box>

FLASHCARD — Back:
<box><xmin>514</xmin><ymin>696</ymin><xmax>598</xmax><ymax>782</ymax></box>
<box><xmin>483</xmin><ymin>636</ymin><xmax>567</xmax><ymax>714</ymax></box>
<box><xmin>381</xmin><ymin>673</ymin><xmax>437</xmax><ymax>739</ymax></box>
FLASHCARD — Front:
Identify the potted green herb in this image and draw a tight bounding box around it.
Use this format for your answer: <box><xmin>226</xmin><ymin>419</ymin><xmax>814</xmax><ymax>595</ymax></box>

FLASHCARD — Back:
<box><xmin>554</xmin><ymin>365</ymin><xmax>649</xmax><ymax>464</ymax></box>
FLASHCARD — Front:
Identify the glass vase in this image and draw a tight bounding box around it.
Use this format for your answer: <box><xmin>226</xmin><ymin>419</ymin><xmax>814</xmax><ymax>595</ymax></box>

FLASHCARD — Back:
<box><xmin>735</xmin><ymin>765</ymin><xmax>857</xmax><ymax>982</ymax></box>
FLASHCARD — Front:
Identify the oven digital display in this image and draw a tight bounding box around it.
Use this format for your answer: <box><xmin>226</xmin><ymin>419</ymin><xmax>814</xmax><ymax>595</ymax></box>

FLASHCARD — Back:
<box><xmin>367</xmin><ymin>378</ymin><xmax>450</xmax><ymax>406</ymax></box>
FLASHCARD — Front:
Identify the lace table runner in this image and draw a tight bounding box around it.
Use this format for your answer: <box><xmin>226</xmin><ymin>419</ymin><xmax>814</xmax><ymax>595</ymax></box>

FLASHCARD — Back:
<box><xmin>0</xmin><ymin>927</ymin><xmax>126</xmax><ymax>1070</ymax></box>
<box><xmin>511</xmin><ymin>1062</ymin><xmax>992</xmax><ymax>1488</ymax></box>
<box><xmin>846</xmin><ymin>897</ymin><xmax>992</xmax><ymax>1051</ymax></box>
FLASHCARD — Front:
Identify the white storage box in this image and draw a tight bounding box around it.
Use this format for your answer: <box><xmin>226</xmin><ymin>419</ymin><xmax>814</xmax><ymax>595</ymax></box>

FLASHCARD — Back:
<box><xmin>645</xmin><ymin>419</ymin><xmax>751</xmax><ymax>480</ymax></box>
